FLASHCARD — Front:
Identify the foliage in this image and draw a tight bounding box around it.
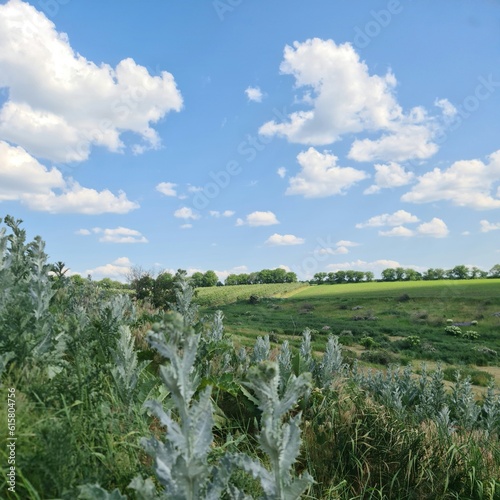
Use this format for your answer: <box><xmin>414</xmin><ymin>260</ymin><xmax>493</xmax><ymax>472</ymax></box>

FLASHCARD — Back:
<box><xmin>2</xmin><ymin>217</ymin><xmax>500</xmax><ymax>500</ymax></box>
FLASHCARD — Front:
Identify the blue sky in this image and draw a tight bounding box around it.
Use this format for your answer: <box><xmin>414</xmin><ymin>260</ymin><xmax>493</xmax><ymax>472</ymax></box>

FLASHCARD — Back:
<box><xmin>1</xmin><ymin>0</ymin><xmax>500</xmax><ymax>281</ymax></box>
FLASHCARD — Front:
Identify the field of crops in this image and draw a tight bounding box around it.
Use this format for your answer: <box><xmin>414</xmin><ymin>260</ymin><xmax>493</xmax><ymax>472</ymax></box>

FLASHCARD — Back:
<box><xmin>195</xmin><ymin>282</ymin><xmax>309</xmax><ymax>306</ymax></box>
<box><xmin>294</xmin><ymin>278</ymin><xmax>500</xmax><ymax>300</ymax></box>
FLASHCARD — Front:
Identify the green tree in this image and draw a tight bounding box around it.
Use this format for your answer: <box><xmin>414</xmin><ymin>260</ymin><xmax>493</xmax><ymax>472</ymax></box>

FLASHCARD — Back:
<box><xmin>313</xmin><ymin>272</ymin><xmax>327</xmax><ymax>284</ymax></box>
<box><xmin>364</xmin><ymin>271</ymin><xmax>375</xmax><ymax>282</ymax></box>
<box><xmin>381</xmin><ymin>268</ymin><xmax>397</xmax><ymax>281</ymax></box>
<box><xmin>202</xmin><ymin>270</ymin><xmax>218</xmax><ymax>287</ymax></box>
<box><xmin>489</xmin><ymin>264</ymin><xmax>500</xmax><ymax>278</ymax></box>
<box><xmin>190</xmin><ymin>272</ymin><xmax>205</xmax><ymax>288</ymax></box>
<box><xmin>285</xmin><ymin>271</ymin><xmax>297</xmax><ymax>283</ymax></box>
<box><xmin>451</xmin><ymin>265</ymin><xmax>469</xmax><ymax>280</ymax></box>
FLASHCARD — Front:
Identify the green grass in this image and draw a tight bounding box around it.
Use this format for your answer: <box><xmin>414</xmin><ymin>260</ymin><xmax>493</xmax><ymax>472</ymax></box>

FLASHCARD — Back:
<box><xmin>199</xmin><ymin>279</ymin><xmax>500</xmax><ymax>382</ymax></box>
<box><xmin>194</xmin><ymin>282</ymin><xmax>308</xmax><ymax>306</ymax></box>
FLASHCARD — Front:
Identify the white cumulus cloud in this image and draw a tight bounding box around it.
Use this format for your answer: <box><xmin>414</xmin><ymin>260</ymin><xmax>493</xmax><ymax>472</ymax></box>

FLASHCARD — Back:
<box><xmin>356</xmin><ymin>209</ymin><xmax>419</xmax><ymax>228</ymax></box>
<box><xmin>379</xmin><ymin>226</ymin><xmax>415</xmax><ymax>237</ymax></box>
<box><xmin>156</xmin><ymin>182</ymin><xmax>178</xmax><ymax>197</ymax></box>
<box><xmin>259</xmin><ymin>38</ymin><xmax>443</xmax><ymax>163</ymax></box>
<box><xmin>286</xmin><ymin>147</ymin><xmax>368</xmax><ymax>198</ymax></box>
<box><xmin>237</xmin><ymin>211</ymin><xmax>280</xmax><ymax>226</ymax></box>
<box><xmin>79</xmin><ymin>227</ymin><xmax>148</xmax><ymax>243</ymax></box>
<box><xmin>401</xmin><ymin>150</ymin><xmax>500</xmax><ymax>210</ymax></box>
<box><xmin>265</xmin><ymin>233</ymin><xmax>305</xmax><ymax>246</ymax></box>
<box><xmin>480</xmin><ymin>220</ymin><xmax>500</xmax><ymax>232</ymax></box>
<box><xmin>0</xmin><ymin>0</ymin><xmax>182</xmax><ymax>163</ymax></box>
<box><xmin>85</xmin><ymin>257</ymin><xmax>132</xmax><ymax>281</ymax></box>
<box><xmin>245</xmin><ymin>86</ymin><xmax>264</xmax><ymax>102</ymax></box>
<box><xmin>277</xmin><ymin>167</ymin><xmax>287</xmax><ymax>178</ymax></box>
<box><xmin>417</xmin><ymin>218</ymin><xmax>449</xmax><ymax>238</ymax></box>
<box><xmin>174</xmin><ymin>207</ymin><xmax>200</xmax><ymax>220</ymax></box>
<box><xmin>210</xmin><ymin>210</ymin><xmax>235</xmax><ymax>218</ymax></box>
<box><xmin>364</xmin><ymin>162</ymin><xmax>415</xmax><ymax>194</ymax></box>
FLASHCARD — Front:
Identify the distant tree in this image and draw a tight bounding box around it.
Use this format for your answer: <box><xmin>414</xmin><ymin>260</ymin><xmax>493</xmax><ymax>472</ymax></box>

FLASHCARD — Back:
<box><xmin>202</xmin><ymin>270</ymin><xmax>218</xmax><ymax>287</ymax></box>
<box><xmin>395</xmin><ymin>267</ymin><xmax>405</xmax><ymax>281</ymax></box>
<box><xmin>335</xmin><ymin>270</ymin><xmax>347</xmax><ymax>284</ymax></box>
<box><xmin>272</xmin><ymin>268</ymin><xmax>288</xmax><ymax>283</ymax></box>
<box><xmin>451</xmin><ymin>265</ymin><xmax>469</xmax><ymax>280</ymax></box>
<box><xmin>313</xmin><ymin>272</ymin><xmax>327</xmax><ymax>285</ymax></box>
<box><xmin>190</xmin><ymin>272</ymin><xmax>205</xmax><ymax>288</ymax></box>
<box><xmin>237</xmin><ymin>273</ymin><xmax>250</xmax><ymax>285</ymax></box>
<box><xmin>225</xmin><ymin>274</ymin><xmax>239</xmax><ymax>286</ymax></box>
<box><xmin>364</xmin><ymin>271</ymin><xmax>375</xmax><ymax>282</ymax></box>
<box><xmin>381</xmin><ymin>268</ymin><xmax>397</xmax><ymax>282</ymax></box>
<box><xmin>469</xmin><ymin>266</ymin><xmax>488</xmax><ymax>279</ymax></box>
<box><xmin>404</xmin><ymin>268</ymin><xmax>422</xmax><ymax>281</ymax></box>
<box><xmin>153</xmin><ymin>272</ymin><xmax>175</xmax><ymax>307</ymax></box>
<box><xmin>326</xmin><ymin>272</ymin><xmax>336</xmax><ymax>284</ymax></box>
<box><xmin>445</xmin><ymin>269</ymin><xmax>455</xmax><ymax>280</ymax></box>
<box><xmin>284</xmin><ymin>271</ymin><xmax>297</xmax><ymax>283</ymax></box>
<box><xmin>70</xmin><ymin>274</ymin><xmax>86</xmax><ymax>286</ymax></box>
<box><xmin>353</xmin><ymin>271</ymin><xmax>365</xmax><ymax>283</ymax></box>
<box><xmin>489</xmin><ymin>264</ymin><xmax>500</xmax><ymax>278</ymax></box>
<box><xmin>248</xmin><ymin>272</ymin><xmax>259</xmax><ymax>284</ymax></box>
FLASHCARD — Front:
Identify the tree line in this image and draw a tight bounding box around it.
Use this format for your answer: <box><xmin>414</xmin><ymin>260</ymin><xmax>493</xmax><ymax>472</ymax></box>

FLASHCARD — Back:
<box><xmin>313</xmin><ymin>264</ymin><xmax>500</xmax><ymax>285</ymax></box>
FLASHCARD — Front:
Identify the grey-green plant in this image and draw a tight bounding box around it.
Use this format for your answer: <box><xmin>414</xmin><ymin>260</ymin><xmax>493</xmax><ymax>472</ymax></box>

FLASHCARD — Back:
<box><xmin>252</xmin><ymin>335</ymin><xmax>271</xmax><ymax>364</ymax></box>
<box><xmin>111</xmin><ymin>325</ymin><xmax>150</xmax><ymax>407</ymax></box>
<box><xmin>317</xmin><ymin>335</ymin><xmax>345</xmax><ymax>389</ymax></box>
<box><xmin>277</xmin><ymin>340</ymin><xmax>292</xmax><ymax>392</ymax></box>
<box><xmin>450</xmin><ymin>373</ymin><xmax>480</xmax><ymax>430</ymax></box>
<box><xmin>137</xmin><ymin>312</ymin><xmax>233</xmax><ymax>500</ymax></box>
<box><xmin>235</xmin><ymin>362</ymin><xmax>314</xmax><ymax>500</ymax></box>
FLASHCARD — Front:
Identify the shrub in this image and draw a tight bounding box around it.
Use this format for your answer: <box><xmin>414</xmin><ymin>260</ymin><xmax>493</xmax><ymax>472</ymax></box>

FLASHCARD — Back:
<box><xmin>445</xmin><ymin>325</ymin><xmax>462</xmax><ymax>337</ymax></box>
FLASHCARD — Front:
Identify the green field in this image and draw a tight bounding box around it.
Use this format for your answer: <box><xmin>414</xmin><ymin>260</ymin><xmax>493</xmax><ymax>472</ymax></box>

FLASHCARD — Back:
<box><xmin>195</xmin><ymin>282</ymin><xmax>309</xmax><ymax>305</ymax></box>
<box><xmin>200</xmin><ymin>279</ymin><xmax>500</xmax><ymax>384</ymax></box>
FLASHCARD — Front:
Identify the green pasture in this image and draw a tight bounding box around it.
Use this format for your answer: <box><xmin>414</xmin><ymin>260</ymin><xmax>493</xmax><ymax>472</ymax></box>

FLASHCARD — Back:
<box><xmin>200</xmin><ymin>279</ymin><xmax>500</xmax><ymax>383</ymax></box>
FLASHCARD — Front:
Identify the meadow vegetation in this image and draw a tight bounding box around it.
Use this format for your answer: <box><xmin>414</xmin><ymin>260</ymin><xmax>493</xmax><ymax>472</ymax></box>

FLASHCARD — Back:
<box><xmin>1</xmin><ymin>216</ymin><xmax>500</xmax><ymax>499</ymax></box>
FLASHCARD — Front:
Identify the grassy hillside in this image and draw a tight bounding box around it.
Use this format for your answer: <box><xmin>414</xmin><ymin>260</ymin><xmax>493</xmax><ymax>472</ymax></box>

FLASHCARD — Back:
<box><xmin>195</xmin><ymin>282</ymin><xmax>309</xmax><ymax>306</ymax></box>
<box><xmin>200</xmin><ymin>279</ymin><xmax>500</xmax><ymax>384</ymax></box>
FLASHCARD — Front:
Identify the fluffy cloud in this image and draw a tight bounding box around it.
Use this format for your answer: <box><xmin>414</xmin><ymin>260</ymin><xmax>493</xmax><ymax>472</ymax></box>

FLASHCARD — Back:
<box><xmin>236</xmin><ymin>211</ymin><xmax>279</xmax><ymax>226</ymax></box>
<box><xmin>85</xmin><ymin>257</ymin><xmax>132</xmax><ymax>281</ymax></box>
<box><xmin>0</xmin><ymin>141</ymin><xmax>138</xmax><ymax>214</ymax></box>
<box><xmin>480</xmin><ymin>220</ymin><xmax>500</xmax><ymax>232</ymax></box>
<box><xmin>356</xmin><ymin>209</ymin><xmax>419</xmax><ymax>228</ymax></box>
<box><xmin>277</xmin><ymin>167</ymin><xmax>287</xmax><ymax>178</ymax></box>
<box><xmin>209</xmin><ymin>210</ymin><xmax>235</xmax><ymax>218</ymax></box>
<box><xmin>401</xmin><ymin>150</ymin><xmax>500</xmax><ymax>210</ymax></box>
<box><xmin>265</xmin><ymin>233</ymin><xmax>305</xmax><ymax>246</ymax></box>
<box><xmin>77</xmin><ymin>227</ymin><xmax>148</xmax><ymax>243</ymax></box>
<box><xmin>379</xmin><ymin>226</ymin><xmax>415</xmax><ymax>237</ymax></box>
<box><xmin>174</xmin><ymin>207</ymin><xmax>200</xmax><ymax>220</ymax></box>
<box><xmin>378</xmin><ymin>218</ymin><xmax>449</xmax><ymax>238</ymax></box>
<box><xmin>156</xmin><ymin>182</ymin><xmax>178</xmax><ymax>197</ymax></box>
<box><xmin>417</xmin><ymin>218</ymin><xmax>449</xmax><ymax>238</ymax></box>
<box><xmin>336</xmin><ymin>240</ymin><xmax>360</xmax><ymax>247</ymax></box>
<box><xmin>259</xmin><ymin>38</ymin><xmax>441</xmax><ymax>162</ymax></box>
<box><xmin>0</xmin><ymin>0</ymin><xmax>182</xmax><ymax>163</ymax></box>
<box><xmin>364</xmin><ymin>162</ymin><xmax>415</xmax><ymax>194</ymax></box>
<box><xmin>348</xmin><ymin>120</ymin><xmax>438</xmax><ymax>163</ymax></box>
<box><xmin>286</xmin><ymin>147</ymin><xmax>368</xmax><ymax>198</ymax></box>
<box><xmin>245</xmin><ymin>86</ymin><xmax>264</xmax><ymax>102</ymax></box>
